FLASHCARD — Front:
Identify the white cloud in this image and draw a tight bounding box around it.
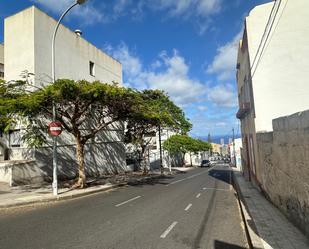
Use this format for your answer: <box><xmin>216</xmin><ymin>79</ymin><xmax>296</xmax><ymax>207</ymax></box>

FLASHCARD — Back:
<box><xmin>113</xmin><ymin>0</ymin><xmax>132</xmax><ymax>15</ymax></box>
<box><xmin>32</xmin><ymin>0</ymin><xmax>104</xmax><ymax>25</ymax></box>
<box><xmin>207</xmin><ymin>31</ymin><xmax>242</xmax><ymax>81</ymax></box>
<box><xmin>197</xmin><ymin>105</ymin><xmax>208</xmax><ymax>111</ymax></box>
<box><xmin>105</xmin><ymin>44</ymin><xmax>207</xmax><ymax>106</ymax></box>
<box><xmin>207</xmin><ymin>84</ymin><xmax>237</xmax><ymax>107</ymax></box>
<box><xmin>197</xmin><ymin>0</ymin><xmax>222</xmax><ymax>16</ymax></box>
<box><xmin>151</xmin><ymin>0</ymin><xmax>222</xmax><ymax>18</ymax></box>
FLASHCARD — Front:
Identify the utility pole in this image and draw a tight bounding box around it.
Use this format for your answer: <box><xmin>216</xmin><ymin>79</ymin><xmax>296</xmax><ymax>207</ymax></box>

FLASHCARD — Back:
<box><xmin>232</xmin><ymin>128</ymin><xmax>236</xmax><ymax>167</ymax></box>
<box><xmin>158</xmin><ymin>125</ymin><xmax>163</xmax><ymax>174</ymax></box>
<box><xmin>51</xmin><ymin>0</ymin><xmax>88</xmax><ymax>196</ymax></box>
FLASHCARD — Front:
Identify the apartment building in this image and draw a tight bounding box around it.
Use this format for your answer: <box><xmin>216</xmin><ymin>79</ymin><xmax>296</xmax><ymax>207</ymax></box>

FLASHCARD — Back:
<box><xmin>236</xmin><ymin>0</ymin><xmax>309</xmax><ymax>183</ymax></box>
<box><xmin>0</xmin><ymin>44</ymin><xmax>3</xmax><ymax>79</ymax></box>
<box><xmin>0</xmin><ymin>6</ymin><xmax>125</xmax><ymax>181</ymax></box>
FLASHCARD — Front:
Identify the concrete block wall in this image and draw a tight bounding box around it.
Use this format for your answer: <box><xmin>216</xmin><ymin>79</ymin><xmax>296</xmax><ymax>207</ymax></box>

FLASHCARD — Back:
<box><xmin>256</xmin><ymin>110</ymin><xmax>309</xmax><ymax>236</ymax></box>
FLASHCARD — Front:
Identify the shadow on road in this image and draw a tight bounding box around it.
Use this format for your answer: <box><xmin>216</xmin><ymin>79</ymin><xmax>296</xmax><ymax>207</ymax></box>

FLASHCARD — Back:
<box><xmin>214</xmin><ymin>240</ymin><xmax>248</xmax><ymax>249</ymax></box>
<box><xmin>208</xmin><ymin>167</ymin><xmax>233</xmax><ymax>186</ymax></box>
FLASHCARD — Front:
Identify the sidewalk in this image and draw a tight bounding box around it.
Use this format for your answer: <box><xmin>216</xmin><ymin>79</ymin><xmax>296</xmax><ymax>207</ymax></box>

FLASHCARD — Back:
<box><xmin>233</xmin><ymin>169</ymin><xmax>309</xmax><ymax>249</ymax></box>
<box><xmin>0</xmin><ymin>167</ymin><xmax>193</xmax><ymax>209</ymax></box>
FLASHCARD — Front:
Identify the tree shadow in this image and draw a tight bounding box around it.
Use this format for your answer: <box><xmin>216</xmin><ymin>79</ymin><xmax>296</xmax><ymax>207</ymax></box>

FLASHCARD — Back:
<box><xmin>214</xmin><ymin>240</ymin><xmax>249</xmax><ymax>249</ymax></box>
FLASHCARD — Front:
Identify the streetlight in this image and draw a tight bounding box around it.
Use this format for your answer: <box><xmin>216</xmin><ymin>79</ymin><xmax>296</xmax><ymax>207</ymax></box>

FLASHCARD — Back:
<box><xmin>51</xmin><ymin>0</ymin><xmax>88</xmax><ymax>196</ymax></box>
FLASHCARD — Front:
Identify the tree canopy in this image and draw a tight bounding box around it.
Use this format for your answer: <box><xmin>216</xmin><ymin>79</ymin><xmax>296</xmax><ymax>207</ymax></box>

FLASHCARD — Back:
<box><xmin>125</xmin><ymin>89</ymin><xmax>191</xmax><ymax>173</ymax></box>
<box><xmin>0</xmin><ymin>80</ymin><xmax>27</xmax><ymax>133</ymax></box>
<box><xmin>2</xmin><ymin>79</ymin><xmax>192</xmax><ymax>187</ymax></box>
<box><xmin>163</xmin><ymin>134</ymin><xmax>212</xmax><ymax>166</ymax></box>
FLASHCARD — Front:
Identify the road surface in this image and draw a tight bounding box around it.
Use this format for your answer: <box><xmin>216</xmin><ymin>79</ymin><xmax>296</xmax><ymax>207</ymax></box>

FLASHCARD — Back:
<box><xmin>0</xmin><ymin>164</ymin><xmax>248</xmax><ymax>249</ymax></box>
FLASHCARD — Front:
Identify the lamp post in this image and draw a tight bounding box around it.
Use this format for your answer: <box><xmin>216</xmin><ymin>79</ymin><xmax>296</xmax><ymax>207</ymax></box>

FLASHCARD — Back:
<box><xmin>51</xmin><ymin>0</ymin><xmax>87</xmax><ymax>196</ymax></box>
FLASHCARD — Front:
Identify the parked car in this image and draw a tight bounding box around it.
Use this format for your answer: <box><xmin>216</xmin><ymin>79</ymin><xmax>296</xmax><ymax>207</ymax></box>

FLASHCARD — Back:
<box><xmin>200</xmin><ymin>159</ymin><xmax>211</xmax><ymax>167</ymax></box>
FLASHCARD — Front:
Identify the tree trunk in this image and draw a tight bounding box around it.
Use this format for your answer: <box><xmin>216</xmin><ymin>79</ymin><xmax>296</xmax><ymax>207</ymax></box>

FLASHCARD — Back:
<box><xmin>75</xmin><ymin>135</ymin><xmax>86</xmax><ymax>188</ymax></box>
<box><xmin>190</xmin><ymin>153</ymin><xmax>193</xmax><ymax>167</ymax></box>
<box><xmin>141</xmin><ymin>145</ymin><xmax>149</xmax><ymax>175</ymax></box>
<box><xmin>182</xmin><ymin>153</ymin><xmax>186</xmax><ymax>167</ymax></box>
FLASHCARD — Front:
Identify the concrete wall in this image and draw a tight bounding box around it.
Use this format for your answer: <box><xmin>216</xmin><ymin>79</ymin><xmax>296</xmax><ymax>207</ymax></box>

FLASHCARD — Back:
<box><xmin>9</xmin><ymin>122</ymin><xmax>126</xmax><ymax>179</ymax></box>
<box><xmin>0</xmin><ymin>160</ymin><xmax>45</xmax><ymax>186</ymax></box>
<box><xmin>246</xmin><ymin>0</ymin><xmax>309</xmax><ymax>132</ymax></box>
<box><xmin>4</xmin><ymin>7</ymin><xmax>35</xmax><ymax>82</ymax></box>
<box><xmin>256</xmin><ymin>110</ymin><xmax>309</xmax><ymax>236</ymax></box>
<box><xmin>0</xmin><ymin>44</ymin><xmax>4</xmax><ymax>64</ymax></box>
<box><xmin>4</xmin><ymin>6</ymin><xmax>122</xmax><ymax>85</ymax></box>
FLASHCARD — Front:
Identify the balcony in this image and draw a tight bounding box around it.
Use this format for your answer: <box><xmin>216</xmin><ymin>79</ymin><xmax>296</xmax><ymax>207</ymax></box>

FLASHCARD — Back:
<box><xmin>236</xmin><ymin>102</ymin><xmax>250</xmax><ymax>119</ymax></box>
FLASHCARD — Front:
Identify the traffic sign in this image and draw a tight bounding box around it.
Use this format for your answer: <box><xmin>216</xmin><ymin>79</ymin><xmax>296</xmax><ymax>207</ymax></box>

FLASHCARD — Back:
<box><xmin>48</xmin><ymin>121</ymin><xmax>63</xmax><ymax>136</ymax></box>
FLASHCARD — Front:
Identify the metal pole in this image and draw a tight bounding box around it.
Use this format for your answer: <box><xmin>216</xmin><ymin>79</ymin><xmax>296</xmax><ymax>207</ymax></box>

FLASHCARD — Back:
<box><xmin>166</xmin><ymin>129</ymin><xmax>171</xmax><ymax>173</ymax></box>
<box><xmin>51</xmin><ymin>2</ymin><xmax>78</xmax><ymax>196</ymax></box>
<box><xmin>158</xmin><ymin>125</ymin><xmax>163</xmax><ymax>174</ymax></box>
<box><xmin>232</xmin><ymin>128</ymin><xmax>236</xmax><ymax>167</ymax></box>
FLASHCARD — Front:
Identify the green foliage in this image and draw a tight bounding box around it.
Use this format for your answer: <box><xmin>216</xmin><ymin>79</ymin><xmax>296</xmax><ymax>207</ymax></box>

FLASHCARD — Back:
<box><xmin>0</xmin><ymin>80</ymin><xmax>27</xmax><ymax>133</ymax></box>
<box><xmin>125</xmin><ymin>89</ymin><xmax>191</xmax><ymax>171</ymax></box>
<box><xmin>125</xmin><ymin>89</ymin><xmax>191</xmax><ymax>144</ymax></box>
<box><xmin>163</xmin><ymin>134</ymin><xmax>211</xmax><ymax>156</ymax></box>
<box><xmin>19</xmin><ymin>79</ymin><xmax>139</xmax><ymax>145</ymax></box>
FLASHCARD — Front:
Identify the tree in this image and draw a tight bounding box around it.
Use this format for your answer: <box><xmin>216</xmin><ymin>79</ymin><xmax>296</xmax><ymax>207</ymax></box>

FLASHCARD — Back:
<box><xmin>0</xmin><ymin>80</ymin><xmax>27</xmax><ymax>133</ymax></box>
<box><xmin>163</xmin><ymin>135</ymin><xmax>211</xmax><ymax>167</ymax></box>
<box><xmin>125</xmin><ymin>90</ymin><xmax>191</xmax><ymax>174</ymax></box>
<box><xmin>17</xmin><ymin>79</ymin><xmax>139</xmax><ymax>188</ymax></box>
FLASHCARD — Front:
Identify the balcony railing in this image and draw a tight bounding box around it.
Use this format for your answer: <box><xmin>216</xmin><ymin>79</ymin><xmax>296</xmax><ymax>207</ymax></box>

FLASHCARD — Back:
<box><xmin>236</xmin><ymin>102</ymin><xmax>251</xmax><ymax>119</ymax></box>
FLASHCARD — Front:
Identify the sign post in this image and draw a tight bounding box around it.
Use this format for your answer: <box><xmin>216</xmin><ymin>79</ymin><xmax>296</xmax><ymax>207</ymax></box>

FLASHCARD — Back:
<box><xmin>48</xmin><ymin>121</ymin><xmax>62</xmax><ymax>195</ymax></box>
<box><xmin>48</xmin><ymin>121</ymin><xmax>63</xmax><ymax>137</ymax></box>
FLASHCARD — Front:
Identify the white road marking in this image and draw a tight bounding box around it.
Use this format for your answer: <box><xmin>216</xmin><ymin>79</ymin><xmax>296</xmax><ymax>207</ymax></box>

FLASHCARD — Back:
<box><xmin>208</xmin><ymin>165</ymin><xmax>218</xmax><ymax>172</ymax></box>
<box><xmin>160</xmin><ymin>221</ymin><xmax>178</xmax><ymax>238</ymax></box>
<box><xmin>115</xmin><ymin>196</ymin><xmax>141</xmax><ymax>207</ymax></box>
<box><xmin>184</xmin><ymin>203</ymin><xmax>193</xmax><ymax>211</ymax></box>
<box><xmin>167</xmin><ymin>171</ymin><xmax>208</xmax><ymax>186</ymax></box>
<box><xmin>168</xmin><ymin>178</ymin><xmax>186</xmax><ymax>185</ymax></box>
<box><xmin>196</xmin><ymin>193</ymin><xmax>201</xmax><ymax>198</ymax></box>
<box><xmin>203</xmin><ymin>187</ymin><xmax>230</xmax><ymax>191</ymax></box>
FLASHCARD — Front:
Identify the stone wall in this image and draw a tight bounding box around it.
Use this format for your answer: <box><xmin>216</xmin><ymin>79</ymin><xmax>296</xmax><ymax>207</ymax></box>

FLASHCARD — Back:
<box><xmin>256</xmin><ymin>110</ymin><xmax>309</xmax><ymax>236</ymax></box>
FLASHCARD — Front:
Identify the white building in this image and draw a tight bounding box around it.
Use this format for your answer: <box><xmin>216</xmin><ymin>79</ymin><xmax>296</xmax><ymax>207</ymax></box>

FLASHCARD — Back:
<box><xmin>236</xmin><ymin>0</ymin><xmax>309</xmax><ymax>182</ymax></box>
<box><xmin>0</xmin><ymin>6</ymin><xmax>125</xmax><ymax>184</ymax></box>
<box><xmin>229</xmin><ymin>138</ymin><xmax>242</xmax><ymax>170</ymax></box>
<box><xmin>0</xmin><ymin>44</ymin><xmax>4</xmax><ymax>79</ymax></box>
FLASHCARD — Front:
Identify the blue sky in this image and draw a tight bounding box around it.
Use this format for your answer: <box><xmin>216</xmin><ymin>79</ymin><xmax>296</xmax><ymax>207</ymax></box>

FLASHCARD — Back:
<box><xmin>0</xmin><ymin>0</ymin><xmax>270</xmax><ymax>138</ymax></box>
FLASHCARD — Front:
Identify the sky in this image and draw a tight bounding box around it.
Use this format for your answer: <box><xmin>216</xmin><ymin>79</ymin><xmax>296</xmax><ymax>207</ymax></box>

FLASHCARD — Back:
<box><xmin>0</xmin><ymin>0</ymin><xmax>271</xmax><ymax>139</ymax></box>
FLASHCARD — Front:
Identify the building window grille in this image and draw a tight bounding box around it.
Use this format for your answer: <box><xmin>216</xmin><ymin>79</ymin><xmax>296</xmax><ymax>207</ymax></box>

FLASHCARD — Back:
<box><xmin>9</xmin><ymin>130</ymin><xmax>21</xmax><ymax>148</ymax></box>
<box><xmin>0</xmin><ymin>63</ymin><xmax>4</xmax><ymax>78</ymax></box>
<box><xmin>89</xmin><ymin>61</ymin><xmax>95</xmax><ymax>76</ymax></box>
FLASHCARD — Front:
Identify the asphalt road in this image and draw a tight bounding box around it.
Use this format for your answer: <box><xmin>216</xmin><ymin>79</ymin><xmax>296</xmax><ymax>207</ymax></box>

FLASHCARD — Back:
<box><xmin>0</xmin><ymin>164</ymin><xmax>248</xmax><ymax>249</ymax></box>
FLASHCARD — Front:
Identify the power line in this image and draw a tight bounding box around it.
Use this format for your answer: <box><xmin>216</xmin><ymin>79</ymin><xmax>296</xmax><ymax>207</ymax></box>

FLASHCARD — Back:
<box><xmin>251</xmin><ymin>0</ymin><xmax>283</xmax><ymax>78</ymax></box>
<box><xmin>250</xmin><ymin>1</ymin><xmax>277</xmax><ymax>71</ymax></box>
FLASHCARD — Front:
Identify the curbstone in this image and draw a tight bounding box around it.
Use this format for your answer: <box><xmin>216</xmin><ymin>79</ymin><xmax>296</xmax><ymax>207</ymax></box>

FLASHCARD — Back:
<box><xmin>0</xmin><ymin>174</ymin><xmax>164</xmax><ymax>209</ymax></box>
<box><xmin>232</xmin><ymin>170</ymin><xmax>265</xmax><ymax>249</ymax></box>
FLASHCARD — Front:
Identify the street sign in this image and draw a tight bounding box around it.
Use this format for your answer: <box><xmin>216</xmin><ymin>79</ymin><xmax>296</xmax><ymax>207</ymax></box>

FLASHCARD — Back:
<box><xmin>48</xmin><ymin>121</ymin><xmax>63</xmax><ymax>136</ymax></box>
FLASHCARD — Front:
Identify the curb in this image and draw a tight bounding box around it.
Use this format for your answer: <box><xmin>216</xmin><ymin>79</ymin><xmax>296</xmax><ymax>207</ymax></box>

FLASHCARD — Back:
<box><xmin>0</xmin><ymin>174</ymin><xmax>164</xmax><ymax>209</ymax></box>
<box><xmin>231</xmin><ymin>170</ymin><xmax>265</xmax><ymax>249</ymax></box>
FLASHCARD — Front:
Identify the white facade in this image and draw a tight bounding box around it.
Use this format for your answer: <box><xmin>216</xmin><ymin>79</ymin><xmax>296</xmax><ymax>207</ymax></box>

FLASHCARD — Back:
<box><xmin>229</xmin><ymin>138</ymin><xmax>242</xmax><ymax>170</ymax></box>
<box><xmin>4</xmin><ymin>6</ymin><xmax>122</xmax><ymax>85</ymax></box>
<box><xmin>246</xmin><ymin>0</ymin><xmax>309</xmax><ymax>132</ymax></box>
<box><xmin>236</xmin><ymin>0</ymin><xmax>309</xmax><ymax>182</ymax></box>
<box><xmin>0</xmin><ymin>6</ymin><xmax>126</xmax><ymax>180</ymax></box>
<box><xmin>0</xmin><ymin>44</ymin><xmax>3</xmax><ymax>79</ymax></box>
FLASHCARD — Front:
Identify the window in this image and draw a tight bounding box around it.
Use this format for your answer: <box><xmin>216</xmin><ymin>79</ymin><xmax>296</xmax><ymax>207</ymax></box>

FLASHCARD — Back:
<box><xmin>9</xmin><ymin>130</ymin><xmax>21</xmax><ymax>147</ymax></box>
<box><xmin>89</xmin><ymin>61</ymin><xmax>95</xmax><ymax>76</ymax></box>
<box><xmin>0</xmin><ymin>63</ymin><xmax>4</xmax><ymax>78</ymax></box>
